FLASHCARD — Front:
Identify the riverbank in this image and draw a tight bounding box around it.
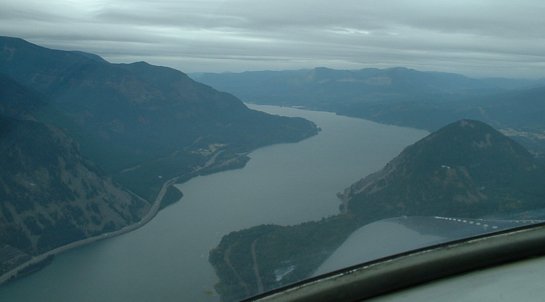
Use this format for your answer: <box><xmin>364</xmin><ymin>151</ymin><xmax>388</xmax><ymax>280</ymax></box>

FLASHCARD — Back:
<box><xmin>0</xmin><ymin>149</ymin><xmax>250</xmax><ymax>286</ymax></box>
<box><xmin>0</xmin><ymin>105</ymin><xmax>428</xmax><ymax>302</ymax></box>
<box><xmin>0</xmin><ymin>173</ymin><xmax>174</xmax><ymax>285</ymax></box>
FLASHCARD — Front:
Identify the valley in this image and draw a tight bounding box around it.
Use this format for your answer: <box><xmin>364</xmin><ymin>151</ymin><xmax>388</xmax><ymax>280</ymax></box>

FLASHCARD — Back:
<box><xmin>2</xmin><ymin>2</ymin><xmax>545</xmax><ymax>302</ymax></box>
<box><xmin>0</xmin><ymin>37</ymin><xmax>318</xmax><ymax>281</ymax></box>
<box><xmin>0</xmin><ymin>105</ymin><xmax>426</xmax><ymax>302</ymax></box>
<box><xmin>210</xmin><ymin>119</ymin><xmax>545</xmax><ymax>301</ymax></box>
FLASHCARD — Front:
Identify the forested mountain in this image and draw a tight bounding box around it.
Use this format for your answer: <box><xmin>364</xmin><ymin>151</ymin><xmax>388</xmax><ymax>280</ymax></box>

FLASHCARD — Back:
<box><xmin>194</xmin><ymin>68</ymin><xmax>545</xmax><ymax>155</ymax></box>
<box><xmin>0</xmin><ymin>75</ymin><xmax>149</xmax><ymax>275</ymax></box>
<box><xmin>0</xmin><ymin>37</ymin><xmax>318</xmax><ymax>278</ymax></box>
<box><xmin>210</xmin><ymin>119</ymin><xmax>545</xmax><ymax>301</ymax></box>
<box><xmin>342</xmin><ymin>120</ymin><xmax>545</xmax><ymax>221</ymax></box>
<box><xmin>0</xmin><ymin>36</ymin><xmax>318</xmax><ymax>199</ymax></box>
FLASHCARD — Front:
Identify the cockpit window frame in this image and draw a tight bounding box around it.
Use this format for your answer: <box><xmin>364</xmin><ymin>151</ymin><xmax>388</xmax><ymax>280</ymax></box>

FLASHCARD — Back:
<box><xmin>246</xmin><ymin>222</ymin><xmax>545</xmax><ymax>302</ymax></box>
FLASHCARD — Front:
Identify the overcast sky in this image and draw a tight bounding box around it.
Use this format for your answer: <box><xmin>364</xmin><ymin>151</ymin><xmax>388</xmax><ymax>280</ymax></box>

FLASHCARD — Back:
<box><xmin>1</xmin><ymin>0</ymin><xmax>545</xmax><ymax>78</ymax></box>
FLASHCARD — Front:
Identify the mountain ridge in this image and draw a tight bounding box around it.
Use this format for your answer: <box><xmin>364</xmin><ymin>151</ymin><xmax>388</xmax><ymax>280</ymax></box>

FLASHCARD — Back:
<box><xmin>343</xmin><ymin>119</ymin><xmax>545</xmax><ymax>221</ymax></box>
<box><xmin>0</xmin><ymin>78</ymin><xmax>151</xmax><ymax>276</ymax></box>
<box><xmin>0</xmin><ymin>36</ymin><xmax>319</xmax><ymax>200</ymax></box>
<box><xmin>0</xmin><ymin>36</ymin><xmax>319</xmax><ymax>280</ymax></box>
<box><xmin>193</xmin><ymin>68</ymin><xmax>545</xmax><ymax>155</ymax></box>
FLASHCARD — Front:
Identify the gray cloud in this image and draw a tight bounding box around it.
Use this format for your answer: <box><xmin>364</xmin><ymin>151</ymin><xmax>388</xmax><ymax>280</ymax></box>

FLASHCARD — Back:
<box><xmin>1</xmin><ymin>0</ymin><xmax>545</xmax><ymax>78</ymax></box>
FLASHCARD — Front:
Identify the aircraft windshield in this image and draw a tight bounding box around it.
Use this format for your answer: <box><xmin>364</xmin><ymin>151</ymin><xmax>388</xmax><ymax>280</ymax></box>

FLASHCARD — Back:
<box><xmin>1</xmin><ymin>1</ymin><xmax>544</xmax><ymax>302</ymax></box>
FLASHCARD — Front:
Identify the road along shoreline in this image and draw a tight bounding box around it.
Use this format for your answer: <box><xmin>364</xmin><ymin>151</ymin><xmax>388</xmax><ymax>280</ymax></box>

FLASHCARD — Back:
<box><xmin>0</xmin><ymin>175</ymin><xmax>180</xmax><ymax>285</ymax></box>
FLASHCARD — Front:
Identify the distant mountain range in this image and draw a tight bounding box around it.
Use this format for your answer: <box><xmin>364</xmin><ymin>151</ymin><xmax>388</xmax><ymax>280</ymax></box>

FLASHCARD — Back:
<box><xmin>193</xmin><ymin>68</ymin><xmax>545</xmax><ymax>155</ymax></box>
<box><xmin>0</xmin><ymin>36</ymin><xmax>318</xmax><ymax>278</ymax></box>
<box><xmin>210</xmin><ymin>119</ymin><xmax>545</xmax><ymax>302</ymax></box>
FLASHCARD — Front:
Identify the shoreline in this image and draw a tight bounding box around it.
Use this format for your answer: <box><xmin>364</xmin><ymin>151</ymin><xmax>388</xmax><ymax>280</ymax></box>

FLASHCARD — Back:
<box><xmin>246</xmin><ymin>103</ymin><xmax>430</xmax><ymax>134</ymax></box>
<box><xmin>0</xmin><ymin>144</ymin><xmax>287</xmax><ymax>286</ymax></box>
<box><xmin>248</xmin><ymin>103</ymin><xmax>545</xmax><ymax>157</ymax></box>
<box><xmin>0</xmin><ymin>174</ymin><xmax>179</xmax><ymax>285</ymax></box>
<box><xmin>0</xmin><ymin>108</ymin><xmax>320</xmax><ymax>287</ymax></box>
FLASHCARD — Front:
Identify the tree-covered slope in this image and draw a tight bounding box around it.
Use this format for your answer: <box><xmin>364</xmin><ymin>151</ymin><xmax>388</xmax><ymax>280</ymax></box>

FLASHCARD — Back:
<box><xmin>210</xmin><ymin>120</ymin><xmax>545</xmax><ymax>301</ymax></box>
<box><xmin>0</xmin><ymin>76</ymin><xmax>150</xmax><ymax>275</ymax></box>
<box><xmin>0</xmin><ymin>36</ymin><xmax>318</xmax><ymax>199</ymax></box>
<box><xmin>0</xmin><ymin>36</ymin><xmax>318</xmax><ymax>279</ymax></box>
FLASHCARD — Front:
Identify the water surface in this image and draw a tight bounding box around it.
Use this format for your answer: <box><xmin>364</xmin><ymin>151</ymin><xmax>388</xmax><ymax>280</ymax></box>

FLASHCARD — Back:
<box><xmin>0</xmin><ymin>105</ymin><xmax>427</xmax><ymax>301</ymax></box>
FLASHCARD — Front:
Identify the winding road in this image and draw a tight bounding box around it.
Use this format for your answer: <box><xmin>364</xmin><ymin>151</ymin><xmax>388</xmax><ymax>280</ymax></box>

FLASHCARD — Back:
<box><xmin>0</xmin><ymin>176</ymin><xmax>178</xmax><ymax>285</ymax></box>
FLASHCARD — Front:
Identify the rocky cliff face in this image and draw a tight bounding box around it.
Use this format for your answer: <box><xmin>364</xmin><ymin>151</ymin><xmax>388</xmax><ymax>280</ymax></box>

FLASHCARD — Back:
<box><xmin>0</xmin><ymin>36</ymin><xmax>318</xmax><ymax>277</ymax></box>
<box><xmin>0</xmin><ymin>118</ymin><xmax>150</xmax><ymax>252</ymax></box>
<box><xmin>0</xmin><ymin>76</ymin><xmax>150</xmax><ymax>274</ymax></box>
<box><xmin>0</xmin><ymin>36</ymin><xmax>317</xmax><ymax>164</ymax></box>
<box><xmin>0</xmin><ymin>36</ymin><xmax>318</xmax><ymax>200</ymax></box>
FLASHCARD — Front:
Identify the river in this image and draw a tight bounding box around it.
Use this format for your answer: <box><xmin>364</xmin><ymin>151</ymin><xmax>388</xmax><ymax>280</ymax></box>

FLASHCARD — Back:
<box><xmin>0</xmin><ymin>105</ymin><xmax>427</xmax><ymax>302</ymax></box>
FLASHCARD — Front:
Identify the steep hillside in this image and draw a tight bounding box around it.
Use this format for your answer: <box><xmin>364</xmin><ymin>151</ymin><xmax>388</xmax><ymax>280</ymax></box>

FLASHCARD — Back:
<box><xmin>0</xmin><ymin>36</ymin><xmax>318</xmax><ymax>199</ymax></box>
<box><xmin>194</xmin><ymin>67</ymin><xmax>499</xmax><ymax>103</ymax></box>
<box><xmin>341</xmin><ymin>119</ymin><xmax>545</xmax><ymax>221</ymax></box>
<box><xmin>0</xmin><ymin>77</ymin><xmax>149</xmax><ymax>275</ymax></box>
<box><xmin>210</xmin><ymin>120</ymin><xmax>545</xmax><ymax>301</ymax></box>
<box><xmin>0</xmin><ymin>37</ymin><xmax>318</xmax><ymax>279</ymax></box>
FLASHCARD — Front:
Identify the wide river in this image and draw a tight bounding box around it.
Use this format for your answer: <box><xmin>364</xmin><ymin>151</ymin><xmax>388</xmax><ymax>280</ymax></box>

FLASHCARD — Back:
<box><xmin>0</xmin><ymin>105</ymin><xmax>427</xmax><ymax>302</ymax></box>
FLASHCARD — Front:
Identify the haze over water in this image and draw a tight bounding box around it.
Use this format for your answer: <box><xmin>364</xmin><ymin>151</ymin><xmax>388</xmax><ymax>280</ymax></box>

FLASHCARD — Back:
<box><xmin>0</xmin><ymin>105</ymin><xmax>427</xmax><ymax>302</ymax></box>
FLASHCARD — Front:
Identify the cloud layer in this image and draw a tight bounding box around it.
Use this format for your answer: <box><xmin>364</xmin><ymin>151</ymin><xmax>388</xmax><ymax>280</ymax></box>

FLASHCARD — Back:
<box><xmin>1</xmin><ymin>0</ymin><xmax>545</xmax><ymax>77</ymax></box>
